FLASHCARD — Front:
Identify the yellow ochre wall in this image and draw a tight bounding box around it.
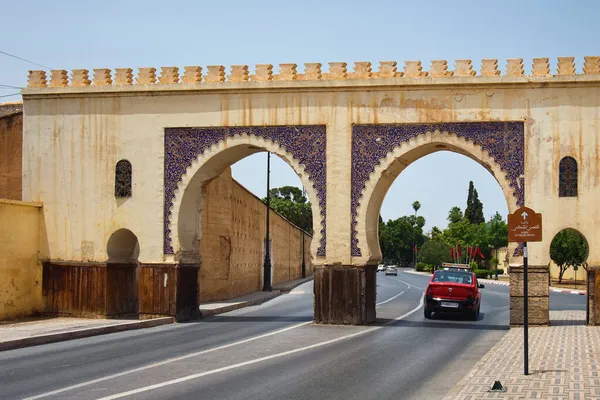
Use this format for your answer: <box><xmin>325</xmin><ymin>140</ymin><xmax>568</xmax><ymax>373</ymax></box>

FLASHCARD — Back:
<box><xmin>0</xmin><ymin>199</ymin><xmax>42</xmax><ymax>319</ymax></box>
<box><xmin>199</xmin><ymin>168</ymin><xmax>312</xmax><ymax>302</ymax></box>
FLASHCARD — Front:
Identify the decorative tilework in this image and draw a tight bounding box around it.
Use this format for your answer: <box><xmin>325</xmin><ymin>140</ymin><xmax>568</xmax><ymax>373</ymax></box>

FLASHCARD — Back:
<box><xmin>164</xmin><ymin>126</ymin><xmax>327</xmax><ymax>256</ymax></box>
<box><xmin>351</xmin><ymin>122</ymin><xmax>525</xmax><ymax>257</ymax></box>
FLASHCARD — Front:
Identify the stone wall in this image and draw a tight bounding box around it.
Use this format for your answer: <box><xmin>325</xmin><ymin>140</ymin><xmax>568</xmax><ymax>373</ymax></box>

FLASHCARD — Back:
<box><xmin>199</xmin><ymin>168</ymin><xmax>312</xmax><ymax>302</ymax></box>
<box><xmin>0</xmin><ymin>199</ymin><xmax>42</xmax><ymax>319</ymax></box>
<box><xmin>0</xmin><ymin>102</ymin><xmax>23</xmax><ymax>201</ymax></box>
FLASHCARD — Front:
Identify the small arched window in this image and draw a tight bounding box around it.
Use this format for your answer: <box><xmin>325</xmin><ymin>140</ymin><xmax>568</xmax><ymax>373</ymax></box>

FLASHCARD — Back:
<box><xmin>559</xmin><ymin>156</ymin><xmax>578</xmax><ymax>197</ymax></box>
<box><xmin>115</xmin><ymin>160</ymin><xmax>132</xmax><ymax>197</ymax></box>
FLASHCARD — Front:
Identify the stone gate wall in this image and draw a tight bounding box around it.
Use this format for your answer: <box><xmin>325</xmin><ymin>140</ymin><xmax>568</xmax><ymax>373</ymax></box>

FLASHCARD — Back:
<box><xmin>0</xmin><ymin>102</ymin><xmax>22</xmax><ymax>201</ymax></box>
<box><xmin>0</xmin><ymin>199</ymin><xmax>42</xmax><ymax>319</ymax></box>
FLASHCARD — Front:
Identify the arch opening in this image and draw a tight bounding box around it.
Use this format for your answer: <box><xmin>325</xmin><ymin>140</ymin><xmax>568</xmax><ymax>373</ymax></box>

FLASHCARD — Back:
<box><xmin>355</xmin><ymin>131</ymin><xmax>520</xmax><ymax>265</ymax></box>
<box><xmin>107</xmin><ymin>228</ymin><xmax>140</xmax><ymax>264</ymax></box>
<box><xmin>168</xmin><ymin>134</ymin><xmax>320</xmax><ymax>303</ymax></box>
<box><xmin>549</xmin><ymin>228</ymin><xmax>589</xmax><ymax>286</ymax></box>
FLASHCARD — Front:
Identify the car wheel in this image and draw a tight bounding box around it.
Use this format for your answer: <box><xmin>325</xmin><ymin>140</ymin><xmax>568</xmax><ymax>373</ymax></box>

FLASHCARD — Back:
<box><xmin>469</xmin><ymin>309</ymin><xmax>478</xmax><ymax>321</ymax></box>
<box><xmin>424</xmin><ymin>307</ymin><xmax>432</xmax><ymax>319</ymax></box>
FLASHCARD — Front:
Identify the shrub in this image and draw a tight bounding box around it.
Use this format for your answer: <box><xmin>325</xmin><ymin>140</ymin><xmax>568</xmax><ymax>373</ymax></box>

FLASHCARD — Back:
<box><xmin>474</xmin><ymin>269</ymin><xmax>490</xmax><ymax>279</ymax></box>
<box><xmin>494</xmin><ymin>268</ymin><xmax>504</xmax><ymax>275</ymax></box>
<box><xmin>423</xmin><ymin>264</ymin><xmax>434</xmax><ymax>273</ymax></box>
<box><xmin>415</xmin><ymin>262</ymin><xmax>428</xmax><ymax>272</ymax></box>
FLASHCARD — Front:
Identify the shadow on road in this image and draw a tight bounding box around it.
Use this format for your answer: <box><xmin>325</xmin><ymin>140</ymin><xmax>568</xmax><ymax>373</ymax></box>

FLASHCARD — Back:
<box><xmin>373</xmin><ymin>314</ymin><xmax>510</xmax><ymax>331</ymax></box>
<box><xmin>179</xmin><ymin>315</ymin><xmax>312</xmax><ymax>324</ymax></box>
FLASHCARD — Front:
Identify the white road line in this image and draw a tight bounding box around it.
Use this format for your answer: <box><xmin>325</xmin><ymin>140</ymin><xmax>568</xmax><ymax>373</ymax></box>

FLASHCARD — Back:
<box><xmin>95</xmin><ymin>297</ymin><xmax>425</xmax><ymax>400</ymax></box>
<box><xmin>25</xmin><ymin>285</ymin><xmax>412</xmax><ymax>400</ymax></box>
<box><xmin>22</xmin><ymin>321</ymin><xmax>311</xmax><ymax>400</ymax></box>
<box><xmin>376</xmin><ymin>291</ymin><xmax>405</xmax><ymax>306</ymax></box>
<box><xmin>390</xmin><ymin>276</ymin><xmax>425</xmax><ymax>290</ymax></box>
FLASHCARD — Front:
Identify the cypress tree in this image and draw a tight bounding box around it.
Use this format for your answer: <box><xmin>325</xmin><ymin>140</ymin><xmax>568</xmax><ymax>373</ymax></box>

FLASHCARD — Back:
<box><xmin>465</xmin><ymin>181</ymin><xmax>475</xmax><ymax>222</ymax></box>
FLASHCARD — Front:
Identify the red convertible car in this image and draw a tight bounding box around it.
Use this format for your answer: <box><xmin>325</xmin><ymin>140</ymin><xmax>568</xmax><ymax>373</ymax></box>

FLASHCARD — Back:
<box><xmin>424</xmin><ymin>269</ymin><xmax>484</xmax><ymax>320</ymax></box>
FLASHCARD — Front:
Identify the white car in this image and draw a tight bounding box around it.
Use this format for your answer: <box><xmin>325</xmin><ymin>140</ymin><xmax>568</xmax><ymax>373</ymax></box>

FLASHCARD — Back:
<box><xmin>377</xmin><ymin>264</ymin><xmax>386</xmax><ymax>272</ymax></box>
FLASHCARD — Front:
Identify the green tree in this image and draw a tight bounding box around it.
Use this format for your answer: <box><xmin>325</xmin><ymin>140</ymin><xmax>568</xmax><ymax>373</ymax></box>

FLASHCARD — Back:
<box><xmin>464</xmin><ymin>181</ymin><xmax>484</xmax><ymax>224</ymax></box>
<box><xmin>419</xmin><ymin>240</ymin><xmax>451</xmax><ymax>267</ymax></box>
<box><xmin>447</xmin><ymin>206</ymin><xmax>463</xmax><ymax>224</ymax></box>
<box><xmin>487</xmin><ymin>211</ymin><xmax>508</xmax><ymax>266</ymax></box>
<box><xmin>430</xmin><ymin>226</ymin><xmax>443</xmax><ymax>240</ymax></box>
<box><xmin>550</xmin><ymin>229</ymin><xmax>589</xmax><ymax>283</ymax></box>
<box><xmin>379</xmin><ymin>215</ymin><xmax>426</xmax><ymax>265</ymax></box>
<box><xmin>263</xmin><ymin>186</ymin><xmax>313</xmax><ymax>233</ymax></box>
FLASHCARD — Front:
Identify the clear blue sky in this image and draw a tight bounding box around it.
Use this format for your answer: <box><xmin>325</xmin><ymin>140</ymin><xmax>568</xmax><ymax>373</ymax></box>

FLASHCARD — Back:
<box><xmin>2</xmin><ymin>0</ymin><xmax>599</xmax><ymax>232</ymax></box>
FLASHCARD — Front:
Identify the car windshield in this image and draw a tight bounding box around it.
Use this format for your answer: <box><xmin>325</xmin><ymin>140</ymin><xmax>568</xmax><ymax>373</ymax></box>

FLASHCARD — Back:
<box><xmin>432</xmin><ymin>271</ymin><xmax>472</xmax><ymax>285</ymax></box>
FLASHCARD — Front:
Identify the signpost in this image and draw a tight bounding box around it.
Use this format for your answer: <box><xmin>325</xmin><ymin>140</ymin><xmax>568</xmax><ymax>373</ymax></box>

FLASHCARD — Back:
<box><xmin>507</xmin><ymin>206</ymin><xmax>542</xmax><ymax>376</ymax></box>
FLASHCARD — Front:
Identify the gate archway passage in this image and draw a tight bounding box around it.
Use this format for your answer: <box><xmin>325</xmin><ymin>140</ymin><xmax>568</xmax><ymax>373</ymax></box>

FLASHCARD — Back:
<box><xmin>23</xmin><ymin>56</ymin><xmax>600</xmax><ymax>325</ymax></box>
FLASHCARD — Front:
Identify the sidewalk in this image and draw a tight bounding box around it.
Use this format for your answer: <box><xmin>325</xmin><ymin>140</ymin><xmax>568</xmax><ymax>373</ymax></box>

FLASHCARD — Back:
<box><xmin>0</xmin><ymin>317</ymin><xmax>174</xmax><ymax>352</ymax></box>
<box><xmin>443</xmin><ymin>310</ymin><xmax>599</xmax><ymax>400</ymax></box>
<box><xmin>0</xmin><ymin>276</ymin><xmax>313</xmax><ymax>352</ymax></box>
<box><xmin>199</xmin><ymin>276</ymin><xmax>313</xmax><ymax>316</ymax></box>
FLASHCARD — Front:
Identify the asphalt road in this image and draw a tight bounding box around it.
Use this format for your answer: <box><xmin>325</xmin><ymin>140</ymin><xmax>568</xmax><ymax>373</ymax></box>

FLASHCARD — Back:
<box><xmin>0</xmin><ymin>270</ymin><xmax>585</xmax><ymax>400</ymax></box>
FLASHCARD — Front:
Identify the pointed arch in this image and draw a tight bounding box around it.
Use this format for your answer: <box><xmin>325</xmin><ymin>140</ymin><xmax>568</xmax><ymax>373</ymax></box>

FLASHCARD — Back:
<box><xmin>351</xmin><ymin>122</ymin><xmax>525</xmax><ymax>263</ymax></box>
<box><xmin>164</xmin><ymin>126</ymin><xmax>326</xmax><ymax>258</ymax></box>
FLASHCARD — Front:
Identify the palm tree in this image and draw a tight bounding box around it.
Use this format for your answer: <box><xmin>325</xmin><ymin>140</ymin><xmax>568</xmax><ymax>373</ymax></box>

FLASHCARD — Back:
<box><xmin>412</xmin><ymin>201</ymin><xmax>421</xmax><ymax>267</ymax></box>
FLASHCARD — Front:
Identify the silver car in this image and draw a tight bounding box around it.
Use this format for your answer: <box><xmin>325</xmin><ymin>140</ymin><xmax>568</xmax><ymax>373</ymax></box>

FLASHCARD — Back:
<box><xmin>385</xmin><ymin>266</ymin><xmax>397</xmax><ymax>276</ymax></box>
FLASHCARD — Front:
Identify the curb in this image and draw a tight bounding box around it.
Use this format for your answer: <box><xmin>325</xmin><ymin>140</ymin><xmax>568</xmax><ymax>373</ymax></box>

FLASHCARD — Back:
<box><xmin>550</xmin><ymin>287</ymin><xmax>586</xmax><ymax>295</ymax></box>
<box><xmin>0</xmin><ymin>317</ymin><xmax>174</xmax><ymax>352</ymax></box>
<box><xmin>402</xmin><ymin>270</ymin><xmax>586</xmax><ymax>295</ymax></box>
<box><xmin>200</xmin><ymin>290</ymin><xmax>281</xmax><ymax>317</ymax></box>
<box><xmin>273</xmin><ymin>276</ymin><xmax>314</xmax><ymax>293</ymax></box>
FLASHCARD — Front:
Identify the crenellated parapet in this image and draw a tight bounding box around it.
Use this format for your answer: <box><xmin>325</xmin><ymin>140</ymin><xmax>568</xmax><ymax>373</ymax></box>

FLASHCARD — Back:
<box><xmin>25</xmin><ymin>56</ymin><xmax>600</xmax><ymax>89</ymax></box>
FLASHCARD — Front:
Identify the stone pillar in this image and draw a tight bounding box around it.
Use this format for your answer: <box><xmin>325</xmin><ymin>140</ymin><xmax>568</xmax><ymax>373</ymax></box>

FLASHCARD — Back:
<box><xmin>314</xmin><ymin>264</ymin><xmax>376</xmax><ymax>325</ymax></box>
<box><xmin>509</xmin><ymin>264</ymin><xmax>550</xmax><ymax>325</ymax></box>
<box><xmin>588</xmin><ymin>267</ymin><xmax>599</xmax><ymax>325</ymax></box>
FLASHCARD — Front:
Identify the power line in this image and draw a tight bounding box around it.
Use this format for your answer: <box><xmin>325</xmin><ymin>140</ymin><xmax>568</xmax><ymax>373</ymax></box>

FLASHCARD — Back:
<box><xmin>0</xmin><ymin>50</ymin><xmax>52</xmax><ymax>70</ymax></box>
<box><xmin>0</xmin><ymin>93</ymin><xmax>20</xmax><ymax>98</ymax></box>
<box><xmin>0</xmin><ymin>84</ymin><xmax>23</xmax><ymax>89</ymax></box>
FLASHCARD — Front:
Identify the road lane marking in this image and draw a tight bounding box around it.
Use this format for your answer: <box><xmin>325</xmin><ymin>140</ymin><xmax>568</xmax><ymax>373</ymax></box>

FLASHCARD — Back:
<box><xmin>390</xmin><ymin>276</ymin><xmax>425</xmax><ymax>290</ymax></box>
<box><xmin>25</xmin><ymin>286</ymin><xmax>414</xmax><ymax>400</ymax></box>
<box><xmin>94</xmin><ymin>297</ymin><xmax>425</xmax><ymax>400</ymax></box>
<box><xmin>22</xmin><ymin>321</ymin><xmax>311</xmax><ymax>400</ymax></box>
<box><xmin>376</xmin><ymin>291</ymin><xmax>404</xmax><ymax>306</ymax></box>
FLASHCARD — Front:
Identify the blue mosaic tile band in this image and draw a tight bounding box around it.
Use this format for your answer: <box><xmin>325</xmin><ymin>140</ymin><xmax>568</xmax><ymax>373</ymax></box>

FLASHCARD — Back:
<box><xmin>164</xmin><ymin>126</ymin><xmax>327</xmax><ymax>256</ymax></box>
<box><xmin>351</xmin><ymin>122</ymin><xmax>525</xmax><ymax>257</ymax></box>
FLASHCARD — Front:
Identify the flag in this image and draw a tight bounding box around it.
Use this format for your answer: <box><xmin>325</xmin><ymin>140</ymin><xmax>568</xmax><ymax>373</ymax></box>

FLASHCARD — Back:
<box><xmin>467</xmin><ymin>245</ymin><xmax>473</xmax><ymax>258</ymax></box>
<box><xmin>476</xmin><ymin>246</ymin><xmax>485</xmax><ymax>259</ymax></box>
<box><xmin>450</xmin><ymin>248</ymin><xmax>455</xmax><ymax>259</ymax></box>
<box><xmin>457</xmin><ymin>244</ymin><xmax>462</xmax><ymax>258</ymax></box>
<box><xmin>414</xmin><ymin>244</ymin><xmax>418</xmax><ymax>253</ymax></box>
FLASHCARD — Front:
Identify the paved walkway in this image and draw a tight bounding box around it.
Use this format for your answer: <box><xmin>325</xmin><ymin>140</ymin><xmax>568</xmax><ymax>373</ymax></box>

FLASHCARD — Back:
<box><xmin>444</xmin><ymin>311</ymin><xmax>599</xmax><ymax>400</ymax></box>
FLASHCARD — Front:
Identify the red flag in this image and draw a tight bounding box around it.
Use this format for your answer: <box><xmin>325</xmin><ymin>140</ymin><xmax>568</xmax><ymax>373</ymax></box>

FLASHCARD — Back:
<box><xmin>457</xmin><ymin>244</ymin><xmax>462</xmax><ymax>258</ymax></box>
<box><xmin>450</xmin><ymin>248</ymin><xmax>455</xmax><ymax>259</ymax></box>
<box><xmin>467</xmin><ymin>245</ymin><xmax>473</xmax><ymax>257</ymax></box>
<box><xmin>414</xmin><ymin>244</ymin><xmax>418</xmax><ymax>253</ymax></box>
<box><xmin>476</xmin><ymin>246</ymin><xmax>485</xmax><ymax>259</ymax></box>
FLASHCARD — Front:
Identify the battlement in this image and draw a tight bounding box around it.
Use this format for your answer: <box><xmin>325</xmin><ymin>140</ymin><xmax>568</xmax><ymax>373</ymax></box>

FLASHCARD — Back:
<box><xmin>24</xmin><ymin>57</ymin><xmax>600</xmax><ymax>92</ymax></box>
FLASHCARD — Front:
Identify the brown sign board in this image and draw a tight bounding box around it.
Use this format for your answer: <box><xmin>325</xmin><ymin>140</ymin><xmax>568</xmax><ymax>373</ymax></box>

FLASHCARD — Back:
<box><xmin>508</xmin><ymin>206</ymin><xmax>542</xmax><ymax>242</ymax></box>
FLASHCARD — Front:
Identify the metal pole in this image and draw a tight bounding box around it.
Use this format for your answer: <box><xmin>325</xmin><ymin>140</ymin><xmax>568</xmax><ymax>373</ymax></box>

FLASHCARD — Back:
<box><xmin>523</xmin><ymin>242</ymin><xmax>529</xmax><ymax>375</ymax></box>
<box><xmin>301</xmin><ymin>232</ymin><xmax>306</xmax><ymax>278</ymax></box>
<box><xmin>263</xmin><ymin>151</ymin><xmax>272</xmax><ymax>291</ymax></box>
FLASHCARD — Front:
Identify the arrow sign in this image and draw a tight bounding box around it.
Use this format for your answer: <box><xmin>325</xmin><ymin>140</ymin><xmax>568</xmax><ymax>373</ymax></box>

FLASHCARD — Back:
<box><xmin>521</xmin><ymin>211</ymin><xmax>528</xmax><ymax>220</ymax></box>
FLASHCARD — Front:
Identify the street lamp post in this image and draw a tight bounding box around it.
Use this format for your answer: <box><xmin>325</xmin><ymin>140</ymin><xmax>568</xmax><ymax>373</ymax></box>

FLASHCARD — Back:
<box><xmin>301</xmin><ymin>232</ymin><xmax>306</xmax><ymax>278</ymax></box>
<box><xmin>263</xmin><ymin>151</ymin><xmax>272</xmax><ymax>291</ymax></box>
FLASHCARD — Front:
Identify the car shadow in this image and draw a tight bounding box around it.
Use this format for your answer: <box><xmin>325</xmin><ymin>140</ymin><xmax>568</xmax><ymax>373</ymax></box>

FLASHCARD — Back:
<box><xmin>373</xmin><ymin>313</ymin><xmax>509</xmax><ymax>331</ymax></box>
